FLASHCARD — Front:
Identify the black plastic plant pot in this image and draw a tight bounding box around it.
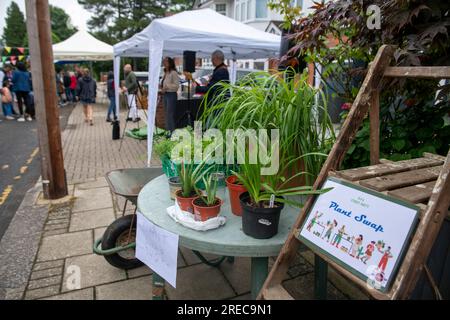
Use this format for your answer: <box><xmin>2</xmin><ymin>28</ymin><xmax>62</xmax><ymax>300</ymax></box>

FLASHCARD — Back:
<box><xmin>239</xmin><ymin>192</ymin><xmax>285</xmax><ymax>239</ymax></box>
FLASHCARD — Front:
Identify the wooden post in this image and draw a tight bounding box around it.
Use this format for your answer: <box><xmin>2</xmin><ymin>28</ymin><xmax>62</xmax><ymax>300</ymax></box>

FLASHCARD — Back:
<box><xmin>369</xmin><ymin>89</ymin><xmax>380</xmax><ymax>165</ymax></box>
<box><xmin>25</xmin><ymin>0</ymin><xmax>68</xmax><ymax>199</ymax></box>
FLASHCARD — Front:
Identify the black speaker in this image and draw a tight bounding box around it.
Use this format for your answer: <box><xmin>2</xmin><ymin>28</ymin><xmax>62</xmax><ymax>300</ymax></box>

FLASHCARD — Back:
<box><xmin>112</xmin><ymin>120</ymin><xmax>120</xmax><ymax>140</ymax></box>
<box><xmin>183</xmin><ymin>51</ymin><xmax>196</xmax><ymax>73</ymax></box>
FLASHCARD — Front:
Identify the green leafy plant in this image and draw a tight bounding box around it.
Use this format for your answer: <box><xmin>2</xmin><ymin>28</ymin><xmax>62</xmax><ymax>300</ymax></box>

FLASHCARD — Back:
<box><xmin>178</xmin><ymin>161</ymin><xmax>209</xmax><ymax>198</ymax></box>
<box><xmin>196</xmin><ymin>174</ymin><xmax>219</xmax><ymax>206</ymax></box>
<box><xmin>201</xmin><ymin>71</ymin><xmax>335</xmax><ymax>185</ymax></box>
<box><xmin>233</xmin><ymin>152</ymin><xmax>332</xmax><ymax>208</ymax></box>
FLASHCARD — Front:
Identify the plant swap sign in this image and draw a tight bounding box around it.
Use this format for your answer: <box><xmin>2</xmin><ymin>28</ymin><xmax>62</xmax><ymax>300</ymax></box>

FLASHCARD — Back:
<box><xmin>297</xmin><ymin>177</ymin><xmax>419</xmax><ymax>292</ymax></box>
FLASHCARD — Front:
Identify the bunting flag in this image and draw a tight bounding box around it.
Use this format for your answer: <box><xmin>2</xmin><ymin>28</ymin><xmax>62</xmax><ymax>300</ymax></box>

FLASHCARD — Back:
<box><xmin>10</xmin><ymin>56</ymin><xmax>16</xmax><ymax>65</ymax></box>
<box><xmin>17</xmin><ymin>47</ymin><xmax>25</xmax><ymax>54</ymax></box>
<box><xmin>18</xmin><ymin>55</ymin><xmax>25</xmax><ymax>61</ymax></box>
<box><xmin>4</xmin><ymin>47</ymin><xmax>12</xmax><ymax>54</ymax></box>
<box><xmin>2</xmin><ymin>56</ymin><xmax>7</xmax><ymax>63</ymax></box>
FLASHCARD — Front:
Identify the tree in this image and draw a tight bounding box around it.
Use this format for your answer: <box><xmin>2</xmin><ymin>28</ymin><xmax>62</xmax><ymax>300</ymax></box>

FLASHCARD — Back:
<box><xmin>78</xmin><ymin>0</ymin><xmax>196</xmax><ymax>44</ymax></box>
<box><xmin>50</xmin><ymin>5</ymin><xmax>78</xmax><ymax>42</ymax></box>
<box><xmin>2</xmin><ymin>1</ymin><xmax>27</xmax><ymax>47</ymax></box>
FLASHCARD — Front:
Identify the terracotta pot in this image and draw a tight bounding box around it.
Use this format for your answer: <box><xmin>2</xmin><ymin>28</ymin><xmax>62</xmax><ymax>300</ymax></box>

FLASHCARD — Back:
<box><xmin>226</xmin><ymin>175</ymin><xmax>247</xmax><ymax>216</ymax></box>
<box><xmin>192</xmin><ymin>197</ymin><xmax>223</xmax><ymax>222</ymax></box>
<box><xmin>175</xmin><ymin>190</ymin><xmax>198</xmax><ymax>213</ymax></box>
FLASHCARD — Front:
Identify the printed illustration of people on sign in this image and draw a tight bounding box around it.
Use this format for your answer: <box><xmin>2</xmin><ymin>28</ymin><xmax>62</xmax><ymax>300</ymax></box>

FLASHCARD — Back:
<box><xmin>298</xmin><ymin>178</ymin><xmax>419</xmax><ymax>291</ymax></box>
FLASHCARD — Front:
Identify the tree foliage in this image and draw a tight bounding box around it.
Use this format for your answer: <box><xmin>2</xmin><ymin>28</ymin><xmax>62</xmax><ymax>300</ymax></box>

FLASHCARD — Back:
<box><xmin>279</xmin><ymin>0</ymin><xmax>450</xmax><ymax>167</ymax></box>
<box><xmin>2</xmin><ymin>1</ymin><xmax>27</xmax><ymax>47</ymax></box>
<box><xmin>78</xmin><ymin>0</ymin><xmax>196</xmax><ymax>44</ymax></box>
<box><xmin>50</xmin><ymin>5</ymin><xmax>78</xmax><ymax>43</ymax></box>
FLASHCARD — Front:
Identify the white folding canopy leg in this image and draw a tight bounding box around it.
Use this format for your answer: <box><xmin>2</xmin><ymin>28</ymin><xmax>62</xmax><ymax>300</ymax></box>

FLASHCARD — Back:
<box><xmin>229</xmin><ymin>58</ymin><xmax>237</xmax><ymax>85</ymax></box>
<box><xmin>113</xmin><ymin>55</ymin><xmax>121</xmax><ymax>117</ymax></box>
<box><xmin>146</xmin><ymin>39</ymin><xmax>164</xmax><ymax>167</ymax></box>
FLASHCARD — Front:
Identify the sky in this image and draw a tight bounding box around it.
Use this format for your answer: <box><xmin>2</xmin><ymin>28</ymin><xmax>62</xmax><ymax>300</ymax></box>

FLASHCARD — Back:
<box><xmin>0</xmin><ymin>0</ymin><xmax>92</xmax><ymax>36</ymax></box>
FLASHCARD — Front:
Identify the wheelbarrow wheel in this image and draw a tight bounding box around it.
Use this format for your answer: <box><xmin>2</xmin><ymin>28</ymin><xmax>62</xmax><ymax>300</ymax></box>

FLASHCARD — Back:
<box><xmin>102</xmin><ymin>214</ymin><xmax>143</xmax><ymax>270</ymax></box>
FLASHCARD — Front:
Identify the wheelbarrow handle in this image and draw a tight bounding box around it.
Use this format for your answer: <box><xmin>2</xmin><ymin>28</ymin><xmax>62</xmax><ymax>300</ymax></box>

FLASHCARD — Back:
<box><xmin>93</xmin><ymin>237</ymin><xmax>137</xmax><ymax>256</ymax></box>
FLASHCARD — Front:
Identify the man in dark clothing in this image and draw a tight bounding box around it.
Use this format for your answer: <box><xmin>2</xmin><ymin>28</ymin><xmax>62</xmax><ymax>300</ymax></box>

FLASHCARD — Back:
<box><xmin>195</xmin><ymin>50</ymin><xmax>230</xmax><ymax>104</ymax></box>
<box><xmin>123</xmin><ymin>64</ymin><xmax>140</xmax><ymax>122</ymax></box>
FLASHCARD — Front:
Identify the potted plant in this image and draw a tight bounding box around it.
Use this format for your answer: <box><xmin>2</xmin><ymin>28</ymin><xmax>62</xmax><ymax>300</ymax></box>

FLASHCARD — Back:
<box><xmin>234</xmin><ymin>153</ymin><xmax>331</xmax><ymax>239</ymax></box>
<box><xmin>225</xmin><ymin>175</ymin><xmax>247</xmax><ymax>216</ymax></box>
<box><xmin>175</xmin><ymin>162</ymin><xmax>202</xmax><ymax>213</ymax></box>
<box><xmin>192</xmin><ymin>174</ymin><xmax>223</xmax><ymax>221</ymax></box>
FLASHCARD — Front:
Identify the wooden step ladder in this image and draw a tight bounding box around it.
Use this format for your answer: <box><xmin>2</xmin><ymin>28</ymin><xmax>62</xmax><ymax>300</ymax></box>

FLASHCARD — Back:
<box><xmin>258</xmin><ymin>45</ymin><xmax>450</xmax><ymax>300</ymax></box>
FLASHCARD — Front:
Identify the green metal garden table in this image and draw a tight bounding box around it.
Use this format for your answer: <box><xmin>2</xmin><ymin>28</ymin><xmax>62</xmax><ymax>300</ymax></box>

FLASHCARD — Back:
<box><xmin>137</xmin><ymin>174</ymin><xmax>299</xmax><ymax>300</ymax></box>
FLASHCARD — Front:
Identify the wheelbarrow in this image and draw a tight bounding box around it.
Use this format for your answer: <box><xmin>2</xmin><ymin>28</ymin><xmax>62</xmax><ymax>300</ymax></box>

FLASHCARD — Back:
<box><xmin>93</xmin><ymin>167</ymin><xmax>233</xmax><ymax>270</ymax></box>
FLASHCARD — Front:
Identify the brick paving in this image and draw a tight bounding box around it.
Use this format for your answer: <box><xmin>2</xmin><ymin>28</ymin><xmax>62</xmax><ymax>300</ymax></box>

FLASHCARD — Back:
<box><xmin>61</xmin><ymin>103</ymin><xmax>160</xmax><ymax>183</ymax></box>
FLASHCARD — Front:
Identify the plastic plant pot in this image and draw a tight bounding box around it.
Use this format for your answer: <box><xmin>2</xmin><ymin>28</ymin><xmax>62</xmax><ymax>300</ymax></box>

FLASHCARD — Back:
<box><xmin>168</xmin><ymin>176</ymin><xmax>182</xmax><ymax>200</ymax></box>
<box><xmin>226</xmin><ymin>175</ymin><xmax>247</xmax><ymax>216</ymax></box>
<box><xmin>239</xmin><ymin>192</ymin><xmax>285</xmax><ymax>239</ymax></box>
<box><xmin>175</xmin><ymin>189</ymin><xmax>198</xmax><ymax>213</ymax></box>
<box><xmin>192</xmin><ymin>197</ymin><xmax>223</xmax><ymax>222</ymax></box>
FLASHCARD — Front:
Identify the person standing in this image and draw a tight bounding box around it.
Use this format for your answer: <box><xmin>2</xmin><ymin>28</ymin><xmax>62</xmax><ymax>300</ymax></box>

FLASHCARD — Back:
<box><xmin>3</xmin><ymin>64</ymin><xmax>18</xmax><ymax>116</ymax></box>
<box><xmin>1</xmin><ymin>80</ymin><xmax>15</xmax><ymax>120</ymax></box>
<box><xmin>161</xmin><ymin>57</ymin><xmax>180</xmax><ymax>132</ymax></box>
<box><xmin>63</xmin><ymin>70</ymin><xmax>72</xmax><ymax>103</ymax></box>
<box><xmin>106</xmin><ymin>71</ymin><xmax>117</xmax><ymax>122</ymax></box>
<box><xmin>12</xmin><ymin>62</ymin><xmax>33</xmax><ymax>122</ymax></box>
<box><xmin>76</xmin><ymin>68</ymin><xmax>97</xmax><ymax>126</ymax></box>
<box><xmin>69</xmin><ymin>71</ymin><xmax>77</xmax><ymax>102</ymax></box>
<box><xmin>195</xmin><ymin>50</ymin><xmax>230</xmax><ymax>103</ymax></box>
<box><xmin>122</xmin><ymin>64</ymin><xmax>140</xmax><ymax>122</ymax></box>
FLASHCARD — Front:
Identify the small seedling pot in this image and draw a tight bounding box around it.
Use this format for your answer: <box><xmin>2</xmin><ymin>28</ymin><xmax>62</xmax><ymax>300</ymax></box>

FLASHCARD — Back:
<box><xmin>168</xmin><ymin>176</ymin><xmax>182</xmax><ymax>200</ymax></box>
<box><xmin>226</xmin><ymin>175</ymin><xmax>247</xmax><ymax>216</ymax></box>
<box><xmin>239</xmin><ymin>192</ymin><xmax>284</xmax><ymax>239</ymax></box>
<box><xmin>192</xmin><ymin>197</ymin><xmax>223</xmax><ymax>222</ymax></box>
<box><xmin>175</xmin><ymin>190</ymin><xmax>198</xmax><ymax>213</ymax></box>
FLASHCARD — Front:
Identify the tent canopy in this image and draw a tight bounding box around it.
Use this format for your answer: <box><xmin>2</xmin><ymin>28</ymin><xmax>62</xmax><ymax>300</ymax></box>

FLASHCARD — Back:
<box><xmin>53</xmin><ymin>30</ymin><xmax>113</xmax><ymax>61</ymax></box>
<box><xmin>113</xmin><ymin>9</ymin><xmax>280</xmax><ymax>165</ymax></box>
<box><xmin>113</xmin><ymin>9</ymin><xmax>280</xmax><ymax>59</ymax></box>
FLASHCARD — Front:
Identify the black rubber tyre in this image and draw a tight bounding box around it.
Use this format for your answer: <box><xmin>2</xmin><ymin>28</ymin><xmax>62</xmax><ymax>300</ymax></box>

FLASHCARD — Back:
<box><xmin>101</xmin><ymin>214</ymin><xmax>143</xmax><ymax>270</ymax></box>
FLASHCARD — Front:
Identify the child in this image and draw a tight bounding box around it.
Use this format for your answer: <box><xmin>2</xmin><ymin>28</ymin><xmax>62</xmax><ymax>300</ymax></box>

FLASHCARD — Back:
<box><xmin>1</xmin><ymin>80</ymin><xmax>15</xmax><ymax>120</ymax></box>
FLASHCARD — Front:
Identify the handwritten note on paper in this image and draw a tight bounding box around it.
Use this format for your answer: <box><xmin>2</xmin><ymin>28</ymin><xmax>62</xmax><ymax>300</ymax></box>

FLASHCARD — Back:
<box><xmin>136</xmin><ymin>212</ymin><xmax>179</xmax><ymax>288</ymax></box>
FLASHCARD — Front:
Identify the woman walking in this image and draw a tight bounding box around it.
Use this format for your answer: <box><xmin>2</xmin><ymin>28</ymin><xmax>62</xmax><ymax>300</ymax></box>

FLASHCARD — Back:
<box><xmin>106</xmin><ymin>71</ymin><xmax>117</xmax><ymax>122</ymax></box>
<box><xmin>161</xmin><ymin>57</ymin><xmax>180</xmax><ymax>132</ymax></box>
<box><xmin>12</xmin><ymin>62</ymin><xmax>33</xmax><ymax>122</ymax></box>
<box><xmin>76</xmin><ymin>68</ymin><xmax>97</xmax><ymax>126</ymax></box>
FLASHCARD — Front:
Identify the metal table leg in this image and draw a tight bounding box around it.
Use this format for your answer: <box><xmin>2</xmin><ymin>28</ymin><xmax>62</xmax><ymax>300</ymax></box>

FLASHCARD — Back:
<box><xmin>314</xmin><ymin>254</ymin><xmax>328</xmax><ymax>300</ymax></box>
<box><xmin>251</xmin><ymin>257</ymin><xmax>268</xmax><ymax>300</ymax></box>
<box><xmin>152</xmin><ymin>272</ymin><xmax>165</xmax><ymax>300</ymax></box>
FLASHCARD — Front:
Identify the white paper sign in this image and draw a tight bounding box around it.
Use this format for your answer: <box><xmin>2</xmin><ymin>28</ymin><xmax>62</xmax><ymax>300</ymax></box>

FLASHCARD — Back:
<box><xmin>136</xmin><ymin>212</ymin><xmax>179</xmax><ymax>288</ymax></box>
<box><xmin>298</xmin><ymin>178</ymin><xmax>419</xmax><ymax>291</ymax></box>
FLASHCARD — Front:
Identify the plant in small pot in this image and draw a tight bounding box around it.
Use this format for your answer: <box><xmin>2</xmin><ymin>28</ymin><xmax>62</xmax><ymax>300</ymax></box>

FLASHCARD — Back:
<box><xmin>175</xmin><ymin>161</ymin><xmax>205</xmax><ymax>213</ymax></box>
<box><xmin>234</xmin><ymin>153</ymin><xmax>331</xmax><ymax>239</ymax></box>
<box><xmin>192</xmin><ymin>174</ymin><xmax>223</xmax><ymax>222</ymax></box>
<box><xmin>225</xmin><ymin>175</ymin><xmax>247</xmax><ymax>216</ymax></box>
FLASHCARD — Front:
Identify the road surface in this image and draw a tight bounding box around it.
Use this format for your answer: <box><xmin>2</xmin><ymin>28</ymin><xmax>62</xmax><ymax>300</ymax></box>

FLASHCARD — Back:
<box><xmin>0</xmin><ymin>104</ymin><xmax>73</xmax><ymax>240</ymax></box>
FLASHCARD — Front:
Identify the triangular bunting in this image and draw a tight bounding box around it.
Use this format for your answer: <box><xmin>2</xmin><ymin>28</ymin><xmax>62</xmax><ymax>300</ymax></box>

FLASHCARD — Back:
<box><xmin>4</xmin><ymin>47</ymin><xmax>12</xmax><ymax>54</ymax></box>
<box><xmin>2</xmin><ymin>56</ymin><xmax>7</xmax><ymax>63</ymax></box>
<box><xmin>17</xmin><ymin>47</ymin><xmax>25</xmax><ymax>54</ymax></box>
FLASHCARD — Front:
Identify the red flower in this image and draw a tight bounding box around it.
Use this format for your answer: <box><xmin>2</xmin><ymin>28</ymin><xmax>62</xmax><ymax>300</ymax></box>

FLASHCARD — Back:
<box><xmin>341</xmin><ymin>102</ymin><xmax>352</xmax><ymax>111</ymax></box>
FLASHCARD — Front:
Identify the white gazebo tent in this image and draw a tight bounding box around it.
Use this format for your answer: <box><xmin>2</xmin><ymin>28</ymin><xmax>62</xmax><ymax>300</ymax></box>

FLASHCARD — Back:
<box><xmin>53</xmin><ymin>30</ymin><xmax>113</xmax><ymax>61</ymax></box>
<box><xmin>113</xmin><ymin>9</ymin><xmax>281</xmax><ymax>164</ymax></box>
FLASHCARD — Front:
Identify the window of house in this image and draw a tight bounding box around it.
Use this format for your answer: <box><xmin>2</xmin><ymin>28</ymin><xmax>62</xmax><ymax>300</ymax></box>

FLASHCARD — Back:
<box><xmin>215</xmin><ymin>3</ymin><xmax>227</xmax><ymax>15</ymax></box>
<box><xmin>235</xmin><ymin>3</ymin><xmax>240</xmax><ymax>20</ymax></box>
<box><xmin>247</xmin><ymin>0</ymin><xmax>252</xmax><ymax>20</ymax></box>
<box><xmin>240</xmin><ymin>2</ymin><xmax>246</xmax><ymax>21</ymax></box>
<box><xmin>255</xmin><ymin>0</ymin><xmax>268</xmax><ymax>18</ymax></box>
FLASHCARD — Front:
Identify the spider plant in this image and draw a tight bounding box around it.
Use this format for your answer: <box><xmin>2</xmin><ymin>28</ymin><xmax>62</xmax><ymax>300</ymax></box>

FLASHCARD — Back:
<box><xmin>201</xmin><ymin>71</ymin><xmax>335</xmax><ymax>185</ymax></box>
<box><xmin>178</xmin><ymin>161</ymin><xmax>212</xmax><ymax>198</ymax></box>
<box><xmin>233</xmin><ymin>152</ymin><xmax>332</xmax><ymax>208</ymax></box>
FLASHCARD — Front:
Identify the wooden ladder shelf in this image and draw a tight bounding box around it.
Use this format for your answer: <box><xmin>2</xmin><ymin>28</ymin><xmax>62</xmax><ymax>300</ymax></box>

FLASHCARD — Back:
<box><xmin>259</xmin><ymin>45</ymin><xmax>450</xmax><ymax>300</ymax></box>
